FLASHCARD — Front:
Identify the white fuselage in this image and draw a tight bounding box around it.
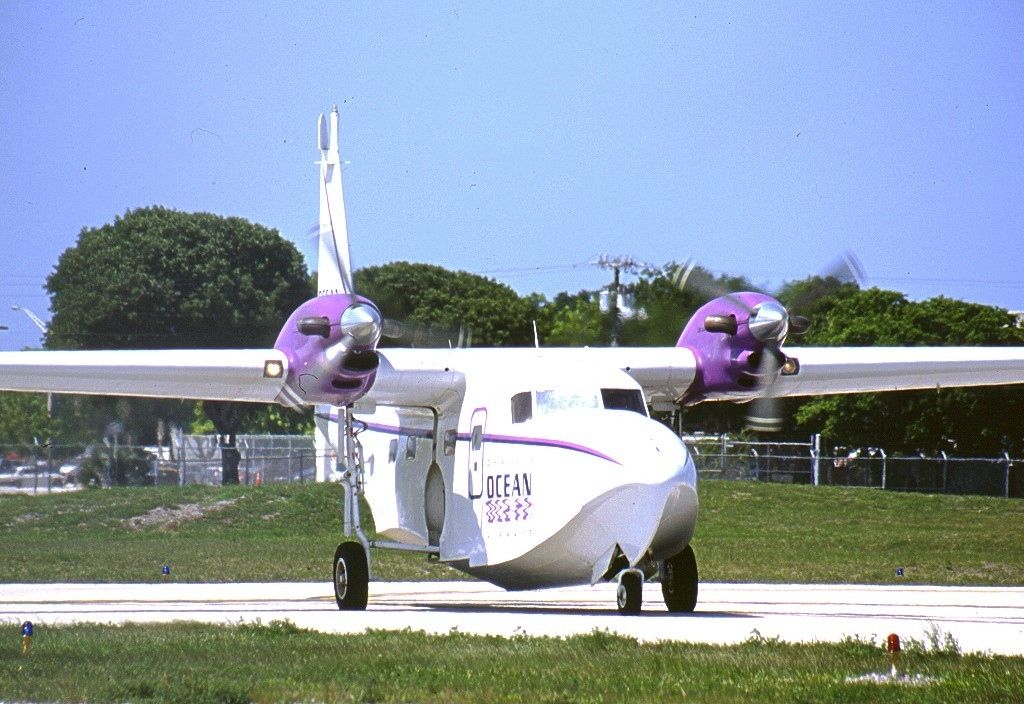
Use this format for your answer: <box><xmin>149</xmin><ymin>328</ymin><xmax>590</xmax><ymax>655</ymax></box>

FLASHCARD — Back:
<box><xmin>341</xmin><ymin>362</ymin><xmax>699</xmax><ymax>590</ymax></box>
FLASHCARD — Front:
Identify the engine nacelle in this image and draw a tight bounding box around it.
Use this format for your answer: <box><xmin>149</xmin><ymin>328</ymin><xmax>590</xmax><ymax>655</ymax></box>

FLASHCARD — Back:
<box><xmin>273</xmin><ymin>294</ymin><xmax>382</xmax><ymax>407</ymax></box>
<box><xmin>675</xmin><ymin>292</ymin><xmax>794</xmax><ymax>405</ymax></box>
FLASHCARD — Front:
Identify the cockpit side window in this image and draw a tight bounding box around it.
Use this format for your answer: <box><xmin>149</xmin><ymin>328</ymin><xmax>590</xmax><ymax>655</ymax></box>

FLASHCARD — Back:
<box><xmin>601</xmin><ymin>388</ymin><xmax>648</xmax><ymax>416</ymax></box>
<box><xmin>511</xmin><ymin>391</ymin><xmax>533</xmax><ymax>424</ymax></box>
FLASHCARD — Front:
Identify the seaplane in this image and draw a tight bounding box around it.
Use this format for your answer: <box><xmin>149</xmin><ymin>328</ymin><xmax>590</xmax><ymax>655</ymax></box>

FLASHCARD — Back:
<box><xmin>3</xmin><ymin>106</ymin><xmax>1024</xmax><ymax>614</ymax></box>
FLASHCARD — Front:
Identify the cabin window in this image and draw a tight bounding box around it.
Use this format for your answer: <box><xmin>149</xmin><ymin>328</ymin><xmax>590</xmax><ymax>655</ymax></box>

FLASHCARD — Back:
<box><xmin>405</xmin><ymin>435</ymin><xmax>417</xmax><ymax>460</ymax></box>
<box><xmin>511</xmin><ymin>392</ymin><xmax>532</xmax><ymax>423</ymax></box>
<box><xmin>471</xmin><ymin>425</ymin><xmax>483</xmax><ymax>451</ymax></box>
<box><xmin>601</xmin><ymin>388</ymin><xmax>648</xmax><ymax>416</ymax></box>
<box><xmin>536</xmin><ymin>389</ymin><xmax>600</xmax><ymax>414</ymax></box>
<box><xmin>388</xmin><ymin>438</ymin><xmax>398</xmax><ymax>463</ymax></box>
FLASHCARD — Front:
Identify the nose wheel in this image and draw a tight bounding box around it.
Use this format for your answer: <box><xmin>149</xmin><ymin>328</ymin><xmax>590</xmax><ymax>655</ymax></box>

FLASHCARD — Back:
<box><xmin>616</xmin><ymin>569</ymin><xmax>643</xmax><ymax>614</ymax></box>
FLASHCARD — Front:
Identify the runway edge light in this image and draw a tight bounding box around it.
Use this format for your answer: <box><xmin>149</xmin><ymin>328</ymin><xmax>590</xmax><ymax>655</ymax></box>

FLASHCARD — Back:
<box><xmin>21</xmin><ymin>621</ymin><xmax>33</xmax><ymax>656</ymax></box>
<box><xmin>886</xmin><ymin>633</ymin><xmax>901</xmax><ymax>676</ymax></box>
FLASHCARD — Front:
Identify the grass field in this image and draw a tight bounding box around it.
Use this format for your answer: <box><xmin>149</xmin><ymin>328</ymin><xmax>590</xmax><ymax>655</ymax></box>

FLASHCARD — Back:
<box><xmin>2</xmin><ymin>622</ymin><xmax>1023</xmax><ymax>703</ymax></box>
<box><xmin>1</xmin><ymin>480</ymin><xmax>1023</xmax><ymax>584</ymax></box>
<box><xmin>2</xmin><ymin>481</ymin><xmax>1023</xmax><ymax>703</ymax></box>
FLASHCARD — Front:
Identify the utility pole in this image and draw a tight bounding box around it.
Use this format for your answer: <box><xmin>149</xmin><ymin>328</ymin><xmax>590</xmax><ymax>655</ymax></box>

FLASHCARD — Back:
<box><xmin>11</xmin><ymin>307</ymin><xmax>50</xmax><ymax>415</ymax></box>
<box><xmin>11</xmin><ymin>306</ymin><xmax>48</xmax><ymax>337</ymax></box>
<box><xmin>593</xmin><ymin>255</ymin><xmax>649</xmax><ymax>347</ymax></box>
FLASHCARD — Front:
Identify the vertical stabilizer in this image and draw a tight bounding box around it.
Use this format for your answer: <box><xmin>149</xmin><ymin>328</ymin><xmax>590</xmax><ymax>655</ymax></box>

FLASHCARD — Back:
<box><xmin>317</xmin><ymin>106</ymin><xmax>355</xmax><ymax>295</ymax></box>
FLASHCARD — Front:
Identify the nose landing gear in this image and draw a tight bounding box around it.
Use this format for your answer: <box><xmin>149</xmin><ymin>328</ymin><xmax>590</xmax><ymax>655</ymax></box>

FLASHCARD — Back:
<box><xmin>613</xmin><ymin>544</ymin><xmax>699</xmax><ymax>614</ymax></box>
<box><xmin>616</xmin><ymin>568</ymin><xmax>644</xmax><ymax>614</ymax></box>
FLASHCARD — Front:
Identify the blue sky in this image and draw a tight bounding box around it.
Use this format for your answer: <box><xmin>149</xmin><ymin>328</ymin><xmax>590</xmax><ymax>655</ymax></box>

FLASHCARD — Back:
<box><xmin>2</xmin><ymin>2</ymin><xmax>1022</xmax><ymax>350</ymax></box>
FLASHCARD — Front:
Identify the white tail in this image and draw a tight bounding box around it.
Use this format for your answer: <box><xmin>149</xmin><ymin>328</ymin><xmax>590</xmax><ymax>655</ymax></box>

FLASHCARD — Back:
<box><xmin>316</xmin><ymin>106</ymin><xmax>355</xmax><ymax>296</ymax></box>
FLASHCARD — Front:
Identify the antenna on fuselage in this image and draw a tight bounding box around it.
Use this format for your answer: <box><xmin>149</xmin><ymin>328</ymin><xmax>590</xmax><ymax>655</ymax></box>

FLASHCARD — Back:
<box><xmin>317</xmin><ymin>105</ymin><xmax>355</xmax><ymax>296</ymax></box>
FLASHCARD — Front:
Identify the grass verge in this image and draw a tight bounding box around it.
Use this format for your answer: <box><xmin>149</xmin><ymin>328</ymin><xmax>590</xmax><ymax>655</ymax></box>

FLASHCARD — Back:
<box><xmin>2</xmin><ymin>622</ymin><xmax>1022</xmax><ymax>703</ymax></box>
<box><xmin>1</xmin><ymin>480</ymin><xmax>1022</xmax><ymax>584</ymax></box>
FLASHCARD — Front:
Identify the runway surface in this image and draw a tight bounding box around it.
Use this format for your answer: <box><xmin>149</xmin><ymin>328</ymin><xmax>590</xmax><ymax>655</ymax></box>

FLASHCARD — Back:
<box><xmin>2</xmin><ymin>581</ymin><xmax>1022</xmax><ymax>655</ymax></box>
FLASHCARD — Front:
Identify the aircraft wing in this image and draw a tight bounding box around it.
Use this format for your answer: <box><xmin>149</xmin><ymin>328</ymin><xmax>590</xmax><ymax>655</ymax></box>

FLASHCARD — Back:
<box><xmin>5</xmin><ymin>345</ymin><xmax>1022</xmax><ymax>410</ymax></box>
<box><xmin>366</xmin><ymin>346</ymin><xmax>1024</xmax><ymax>409</ymax></box>
<box><xmin>772</xmin><ymin>346</ymin><xmax>1024</xmax><ymax>398</ymax></box>
<box><xmin>0</xmin><ymin>349</ymin><xmax>290</xmax><ymax>403</ymax></box>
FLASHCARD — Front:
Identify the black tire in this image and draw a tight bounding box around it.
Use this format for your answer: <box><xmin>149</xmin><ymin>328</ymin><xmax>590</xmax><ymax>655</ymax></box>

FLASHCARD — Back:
<box><xmin>616</xmin><ymin>571</ymin><xmax>643</xmax><ymax>614</ymax></box>
<box><xmin>333</xmin><ymin>542</ymin><xmax>369</xmax><ymax>611</ymax></box>
<box><xmin>661</xmin><ymin>544</ymin><xmax>698</xmax><ymax>612</ymax></box>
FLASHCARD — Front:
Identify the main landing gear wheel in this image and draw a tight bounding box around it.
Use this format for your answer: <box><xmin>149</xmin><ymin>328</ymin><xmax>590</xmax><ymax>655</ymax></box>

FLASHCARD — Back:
<box><xmin>333</xmin><ymin>542</ymin><xmax>369</xmax><ymax>611</ymax></box>
<box><xmin>616</xmin><ymin>571</ymin><xmax>643</xmax><ymax>614</ymax></box>
<box><xmin>661</xmin><ymin>544</ymin><xmax>698</xmax><ymax>613</ymax></box>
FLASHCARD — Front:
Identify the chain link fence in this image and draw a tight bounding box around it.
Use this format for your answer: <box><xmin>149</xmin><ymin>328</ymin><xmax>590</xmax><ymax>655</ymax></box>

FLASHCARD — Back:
<box><xmin>1</xmin><ymin>434</ymin><xmax>317</xmax><ymax>493</ymax></box>
<box><xmin>169</xmin><ymin>433</ymin><xmax>317</xmax><ymax>486</ymax></box>
<box><xmin>3</xmin><ymin>432</ymin><xmax>1021</xmax><ymax>498</ymax></box>
<box><xmin>682</xmin><ymin>434</ymin><xmax>1022</xmax><ymax>498</ymax></box>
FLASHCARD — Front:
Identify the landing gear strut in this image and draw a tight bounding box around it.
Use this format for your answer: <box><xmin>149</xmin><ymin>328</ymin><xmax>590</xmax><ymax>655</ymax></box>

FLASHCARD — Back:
<box><xmin>329</xmin><ymin>405</ymin><xmax>439</xmax><ymax>612</ymax></box>
<box><xmin>333</xmin><ymin>405</ymin><xmax>372</xmax><ymax>611</ymax></box>
<box><xmin>660</xmin><ymin>544</ymin><xmax>698</xmax><ymax>612</ymax></box>
<box><xmin>616</xmin><ymin>569</ymin><xmax>644</xmax><ymax>614</ymax></box>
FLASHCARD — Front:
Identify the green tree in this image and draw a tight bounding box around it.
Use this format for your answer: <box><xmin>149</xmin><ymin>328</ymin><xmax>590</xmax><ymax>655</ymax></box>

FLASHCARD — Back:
<box><xmin>540</xmin><ymin>292</ymin><xmax>606</xmax><ymax>346</ymax></box>
<box><xmin>354</xmin><ymin>262</ymin><xmax>538</xmax><ymax>347</ymax></box>
<box><xmin>48</xmin><ymin>207</ymin><xmax>309</xmax><ymax>350</ymax></box>
<box><xmin>0</xmin><ymin>392</ymin><xmax>53</xmax><ymax>447</ymax></box>
<box><xmin>791</xmin><ymin>289</ymin><xmax>1024</xmax><ymax>455</ymax></box>
<box><xmin>45</xmin><ymin>207</ymin><xmax>312</xmax><ymax>481</ymax></box>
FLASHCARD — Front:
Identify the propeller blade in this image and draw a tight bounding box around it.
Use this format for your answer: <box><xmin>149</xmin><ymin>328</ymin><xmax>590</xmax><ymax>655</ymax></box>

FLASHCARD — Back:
<box><xmin>745</xmin><ymin>344</ymin><xmax>785</xmax><ymax>432</ymax></box>
<box><xmin>381</xmin><ymin>318</ymin><xmax>404</xmax><ymax>339</ymax></box>
<box><xmin>671</xmin><ymin>259</ymin><xmax>755</xmax><ymax>314</ymax></box>
<box><xmin>789</xmin><ymin>315</ymin><xmax>811</xmax><ymax>335</ymax></box>
<box><xmin>380</xmin><ymin>318</ymin><xmax>473</xmax><ymax>348</ymax></box>
<box><xmin>746</xmin><ymin>398</ymin><xmax>784</xmax><ymax>433</ymax></box>
<box><xmin>784</xmin><ymin>250</ymin><xmax>867</xmax><ymax>315</ymax></box>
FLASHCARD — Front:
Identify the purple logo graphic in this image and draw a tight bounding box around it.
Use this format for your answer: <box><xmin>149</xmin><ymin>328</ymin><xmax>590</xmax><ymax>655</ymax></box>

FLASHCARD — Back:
<box><xmin>485</xmin><ymin>497</ymin><xmax>532</xmax><ymax>523</ymax></box>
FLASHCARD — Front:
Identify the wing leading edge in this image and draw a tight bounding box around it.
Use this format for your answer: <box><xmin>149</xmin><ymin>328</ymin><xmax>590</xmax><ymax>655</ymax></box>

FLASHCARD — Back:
<box><xmin>0</xmin><ymin>349</ymin><xmax>289</xmax><ymax>403</ymax></box>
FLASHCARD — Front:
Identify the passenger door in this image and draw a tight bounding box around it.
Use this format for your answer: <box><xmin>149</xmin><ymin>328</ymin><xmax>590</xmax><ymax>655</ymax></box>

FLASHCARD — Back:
<box><xmin>467</xmin><ymin>407</ymin><xmax>487</xmax><ymax>500</ymax></box>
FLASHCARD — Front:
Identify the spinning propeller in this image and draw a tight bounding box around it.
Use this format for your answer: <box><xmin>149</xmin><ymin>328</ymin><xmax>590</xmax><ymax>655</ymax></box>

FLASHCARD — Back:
<box><xmin>673</xmin><ymin>252</ymin><xmax>865</xmax><ymax>431</ymax></box>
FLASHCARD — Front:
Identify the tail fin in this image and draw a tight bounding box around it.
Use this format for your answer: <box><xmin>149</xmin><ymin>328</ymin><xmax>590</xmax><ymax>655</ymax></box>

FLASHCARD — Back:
<box><xmin>316</xmin><ymin>106</ymin><xmax>355</xmax><ymax>296</ymax></box>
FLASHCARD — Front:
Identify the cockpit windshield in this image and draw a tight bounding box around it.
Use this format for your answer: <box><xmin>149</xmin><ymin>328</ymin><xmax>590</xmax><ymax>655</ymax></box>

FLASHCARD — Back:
<box><xmin>511</xmin><ymin>385</ymin><xmax>649</xmax><ymax>422</ymax></box>
<box><xmin>536</xmin><ymin>389</ymin><xmax>601</xmax><ymax>414</ymax></box>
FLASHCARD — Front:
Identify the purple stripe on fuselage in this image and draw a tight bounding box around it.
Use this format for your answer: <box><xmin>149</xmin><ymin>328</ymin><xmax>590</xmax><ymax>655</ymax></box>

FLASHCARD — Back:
<box><xmin>363</xmin><ymin>422</ymin><xmax>434</xmax><ymax>439</ymax></box>
<box><xmin>322</xmin><ymin>413</ymin><xmax>620</xmax><ymax>465</ymax></box>
<box><xmin>459</xmin><ymin>432</ymin><xmax>621</xmax><ymax>465</ymax></box>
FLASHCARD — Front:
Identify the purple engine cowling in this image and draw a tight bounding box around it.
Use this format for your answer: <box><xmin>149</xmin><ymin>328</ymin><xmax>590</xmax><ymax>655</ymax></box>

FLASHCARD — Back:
<box><xmin>273</xmin><ymin>294</ymin><xmax>382</xmax><ymax>408</ymax></box>
<box><xmin>676</xmin><ymin>291</ymin><xmax>786</xmax><ymax>405</ymax></box>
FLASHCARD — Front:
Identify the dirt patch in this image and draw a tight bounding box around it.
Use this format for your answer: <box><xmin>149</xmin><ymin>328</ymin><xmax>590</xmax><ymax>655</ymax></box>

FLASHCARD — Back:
<box><xmin>6</xmin><ymin>512</ymin><xmax>43</xmax><ymax>527</ymax></box>
<box><xmin>125</xmin><ymin>499</ymin><xmax>237</xmax><ymax>531</ymax></box>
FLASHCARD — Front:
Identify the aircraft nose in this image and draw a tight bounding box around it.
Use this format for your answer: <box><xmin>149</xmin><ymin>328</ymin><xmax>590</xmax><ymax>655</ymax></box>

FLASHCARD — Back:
<box><xmin>627</xmin><ymin>420</ymin><xmax>696</xmax><ymax>488</ymax></box>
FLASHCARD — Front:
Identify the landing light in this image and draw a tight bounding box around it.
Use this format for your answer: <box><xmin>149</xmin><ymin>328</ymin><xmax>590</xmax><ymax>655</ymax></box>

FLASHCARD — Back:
<box><xmin>263</xmin><ymin>360</ymin><xmax>284</xmax><ymax>378</ymax></box>
<box><xmin>781</xmin><ymin>357</ymin><xmax>800</xmax><ymax>376</ymax></box>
